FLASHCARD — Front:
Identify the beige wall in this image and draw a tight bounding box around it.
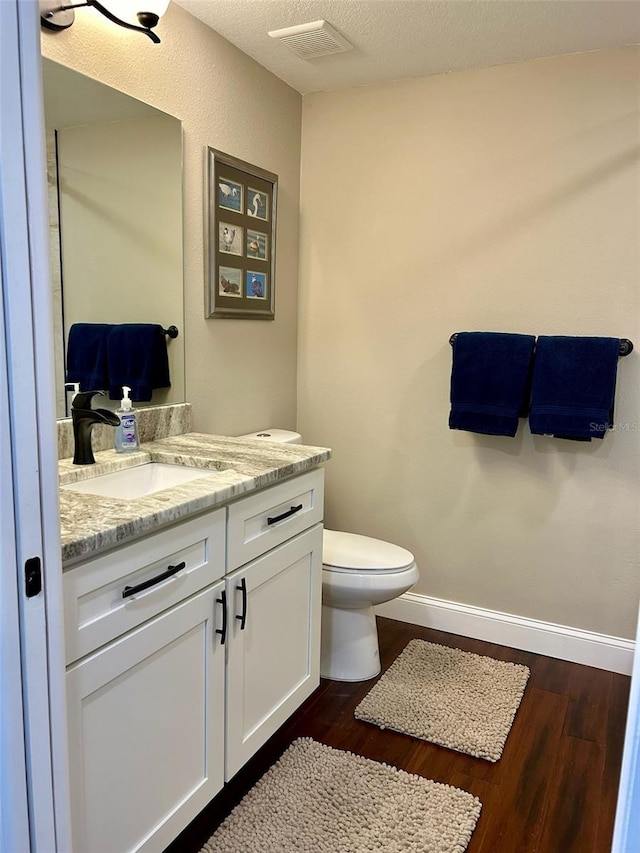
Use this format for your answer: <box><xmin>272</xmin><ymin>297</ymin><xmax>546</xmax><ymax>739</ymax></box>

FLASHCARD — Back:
<box><xmin>42</xmin><ymin>2</ymin><xmax>302</xmax><ymax>435</ymax></box>
<box><xmin>299</xmin><ymin>48</ymin><xmax>640</xmax><ymax>638</ymax></box>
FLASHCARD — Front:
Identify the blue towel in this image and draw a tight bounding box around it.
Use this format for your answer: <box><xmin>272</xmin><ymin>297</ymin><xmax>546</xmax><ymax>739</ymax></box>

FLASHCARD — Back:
<box><xmin>529</xmin><ymin>336</ymin><xmax>619</xmax><ymax>441</ymax></box>
<box><xmin>65</xmin><ymin>323</ymin><xmax>112</xmax><ymax>391</ymax></box>
<box><xmin>107</xmin><ymin>324</ymin><xmax>171</xmax><ymax>402</ymax></box>
<box><xmin>449</xmin><ymin>332</ymin><xmax>536</xmax><ymax>437</ymax></box>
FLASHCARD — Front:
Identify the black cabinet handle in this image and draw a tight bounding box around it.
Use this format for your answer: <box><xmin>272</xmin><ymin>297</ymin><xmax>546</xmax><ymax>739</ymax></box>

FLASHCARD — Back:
<box><xmin>267</xmin><ymin>504</ymin><xmax>303</xmax><ymax>525</ymax></box>
<box><xmin>236</xmin><ymin>577</ymin><xmax>247</xmax><ymax>630</ymax></box>
<box><xmin>122</xmin><ymin>561</ymin><xmax>185</xmax><ymax>599</ymax></box>
<box><xmin>216</xmin><ymin>589</ymin><xmax>227</xmax><ymax>645</ymax></box>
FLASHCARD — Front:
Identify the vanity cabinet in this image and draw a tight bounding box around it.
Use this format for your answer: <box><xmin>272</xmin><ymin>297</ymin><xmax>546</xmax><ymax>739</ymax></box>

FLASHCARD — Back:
<box><xmin>64</xmin><ymin>511</ymin><xmax>227</xmax><ymax>853</ymax></box>
<box><xmin>63</xmin><ymin>468</ymin><xmax>324</xmax><ymax>853</ymax></box>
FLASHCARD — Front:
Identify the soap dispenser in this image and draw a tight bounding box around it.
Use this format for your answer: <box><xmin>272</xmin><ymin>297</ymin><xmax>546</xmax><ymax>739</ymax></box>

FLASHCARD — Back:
<box><xmin>114</xmin><ymin>386</ymin><xmax>139</xmax><ymax>452</ymax></box>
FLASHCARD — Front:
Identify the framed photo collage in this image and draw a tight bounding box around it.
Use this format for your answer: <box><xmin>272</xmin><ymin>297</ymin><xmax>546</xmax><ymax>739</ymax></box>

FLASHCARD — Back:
<box><xmin>206</xmin><ymin>148</ymin><xmax>277</xmax><ymax>320</ymax></box>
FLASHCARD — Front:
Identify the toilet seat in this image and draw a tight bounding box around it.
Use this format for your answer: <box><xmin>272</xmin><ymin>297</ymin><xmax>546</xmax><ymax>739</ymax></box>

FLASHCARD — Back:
<box><xmin>323</xmin><ymin>529</ymin><xmax>415</xmax><ymax>574</ymax></box>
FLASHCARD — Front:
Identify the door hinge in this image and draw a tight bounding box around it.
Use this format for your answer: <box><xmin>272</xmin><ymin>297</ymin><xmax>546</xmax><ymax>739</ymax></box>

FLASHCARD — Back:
<box><xmin>25</xmin><ymin>556</ymin><xmax>42</xmax><ymax>597</ymax></box>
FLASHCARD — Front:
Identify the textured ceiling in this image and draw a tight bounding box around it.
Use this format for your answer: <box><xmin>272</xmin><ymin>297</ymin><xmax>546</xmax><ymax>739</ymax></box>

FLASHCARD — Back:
<box><xmin>171</xmin><ymin>0</ymin><xmax>640</xmax><ymax>95</ymax></box>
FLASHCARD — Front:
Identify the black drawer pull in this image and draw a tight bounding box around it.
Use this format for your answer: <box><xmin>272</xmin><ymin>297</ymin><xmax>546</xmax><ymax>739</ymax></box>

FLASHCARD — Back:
<box><xmin>216</xmin><ymin>589</ymin><xmax>227</xmax><ymax>645</ymax></box>
<box><xmin>236</xmin><ymin>577</ymin><xmax>247</xmax><ymax>630</ymax></box>
<box><xmin>122</xmin><ymin>561</ymin><xmax>185</xmax><ymax>599</ymax></box>
<box><xmin>267</xmin><ymin>504</ymin><xmax>303</xmax><ymax>525</ymax></box>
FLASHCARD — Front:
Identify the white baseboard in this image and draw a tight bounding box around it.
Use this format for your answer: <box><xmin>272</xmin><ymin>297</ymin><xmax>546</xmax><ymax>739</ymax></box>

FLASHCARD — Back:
<box><xmin>376</xmin><ymin>592</ymin><xmax>634</xmax><ymax>675</ymax></box>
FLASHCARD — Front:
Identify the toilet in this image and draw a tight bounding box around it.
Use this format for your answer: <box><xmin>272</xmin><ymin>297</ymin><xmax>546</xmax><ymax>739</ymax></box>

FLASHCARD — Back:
<box><xmin>237</xmin><ymin>429</ymin><xmax>420</xmax><ymax>682</ymax></box>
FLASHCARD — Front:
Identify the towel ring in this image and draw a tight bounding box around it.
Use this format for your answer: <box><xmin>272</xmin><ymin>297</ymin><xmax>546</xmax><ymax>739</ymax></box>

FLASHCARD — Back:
<box><xmin>448</xmin><ymin>333</ymin><xmax>633</xmax><ymax>357</ymax></box>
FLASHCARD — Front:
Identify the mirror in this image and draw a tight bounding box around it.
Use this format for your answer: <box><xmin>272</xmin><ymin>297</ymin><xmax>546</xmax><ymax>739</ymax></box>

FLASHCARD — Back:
<box><xmin>42</xmin><ymin>59</ymin><xmax>185</xmax><ymax>418</ymax></box>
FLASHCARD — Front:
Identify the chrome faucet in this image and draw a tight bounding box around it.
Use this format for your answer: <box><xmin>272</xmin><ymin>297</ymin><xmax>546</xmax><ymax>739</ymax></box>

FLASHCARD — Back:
<box><xmin>71</xmin><ymin>390</ymin><xmax>120</xmax><ymax>465</ymax></box>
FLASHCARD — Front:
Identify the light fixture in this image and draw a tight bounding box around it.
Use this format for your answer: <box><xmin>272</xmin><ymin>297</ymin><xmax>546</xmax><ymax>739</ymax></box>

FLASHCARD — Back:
<box><xmin>40</xmin><ymin>0</ymin><xmax>169</xmax><ymax>44</ymax></box>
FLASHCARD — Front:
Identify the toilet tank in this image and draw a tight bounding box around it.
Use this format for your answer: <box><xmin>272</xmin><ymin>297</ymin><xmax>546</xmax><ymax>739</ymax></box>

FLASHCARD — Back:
<box><xmin>237</xmin><ymin>428</ymin><xmax>302</xmax><ymax>444</ymax></box>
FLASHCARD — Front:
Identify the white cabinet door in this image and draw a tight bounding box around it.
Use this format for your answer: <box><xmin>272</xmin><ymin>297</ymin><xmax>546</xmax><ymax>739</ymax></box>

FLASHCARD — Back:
<box><xmin>66</xmin><ymin>582</ymin><xmax>226</xmax><ymax>853</ymax></box>
<box><xmin>225</xmin><ymin>523</ymin><xmax>323</xmax><ymax>780</ymax></box>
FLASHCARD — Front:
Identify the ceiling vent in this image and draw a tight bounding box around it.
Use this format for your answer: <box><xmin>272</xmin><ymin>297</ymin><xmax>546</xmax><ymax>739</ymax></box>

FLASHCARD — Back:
<box><xmin>268</xmin><ymin>20</ymin><xmax>354</xmax><ymax>60</ymax></box>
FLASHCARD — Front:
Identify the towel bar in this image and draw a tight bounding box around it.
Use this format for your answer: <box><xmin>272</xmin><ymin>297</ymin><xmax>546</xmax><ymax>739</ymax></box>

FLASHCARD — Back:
<box><xmin>162</xmin><ymin>325</ymin><xmax>179</xmax><ymax>339</ymax></box>
<box><xmin>448</xmin><ymin>333</ymin><xmax>633</xmax><ymax>356</ymax></box>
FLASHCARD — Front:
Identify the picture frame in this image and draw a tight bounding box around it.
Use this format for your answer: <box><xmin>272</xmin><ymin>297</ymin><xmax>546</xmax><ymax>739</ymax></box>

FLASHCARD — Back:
<box><xmin>206</xmin><ymin>148</ymin><xmax>277</xmax><ymax>319</ymax></box>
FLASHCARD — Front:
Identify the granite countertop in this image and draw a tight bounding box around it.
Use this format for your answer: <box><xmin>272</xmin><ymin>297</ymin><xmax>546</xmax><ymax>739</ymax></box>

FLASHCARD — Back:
<box><xmin>59</xmin><ymin>432</ymin><xmax>331</xmax><ymax>565</ymax></box>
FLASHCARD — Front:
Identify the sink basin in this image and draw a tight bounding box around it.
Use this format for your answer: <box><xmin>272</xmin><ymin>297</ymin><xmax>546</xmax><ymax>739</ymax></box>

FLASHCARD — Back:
<box><xmin>61</xmin><ymin>463</ymin><xmax>215</xmax><ymax>500</ymax></box>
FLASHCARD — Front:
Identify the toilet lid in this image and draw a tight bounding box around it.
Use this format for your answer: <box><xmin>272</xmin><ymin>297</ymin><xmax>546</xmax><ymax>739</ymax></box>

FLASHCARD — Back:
<box><xmin>323</xmin><ymin>529</ymin><xmax>415</xmax><ymax>572</ymax></box>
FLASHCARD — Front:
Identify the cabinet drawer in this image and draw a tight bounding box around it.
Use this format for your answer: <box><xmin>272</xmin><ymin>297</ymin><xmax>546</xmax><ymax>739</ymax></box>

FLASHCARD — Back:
<box><xmin>63</xmin><ymin>509</ymin><xmax>225</xmax><ymax>664</ymax></box>
<box><xmin>227</xmin><ymin>469</ymin><xmax>324</xmax><ymax>571</ymax></box>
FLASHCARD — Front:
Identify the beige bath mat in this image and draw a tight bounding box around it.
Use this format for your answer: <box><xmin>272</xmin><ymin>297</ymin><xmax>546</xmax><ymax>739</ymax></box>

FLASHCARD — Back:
<box><xmin>355</xmin><ymin>639</ymin><xmax>530</xmax><ymax>762</ymax></box>
<box><xmin>200</xmin><ymin>738</ymin><xmax>481</xmax><ymax>853</ymax></box>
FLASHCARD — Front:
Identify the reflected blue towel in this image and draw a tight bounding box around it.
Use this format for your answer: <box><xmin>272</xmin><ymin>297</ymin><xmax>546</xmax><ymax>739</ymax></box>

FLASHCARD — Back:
<box><xmin>65</xmin><ymin>323</ymin><xmax>112</xmax><ymax>391</ymax></box>
<box><xmin>529</xmin><ymin>336</ymin><xmax>619</xmax><ymax>441</ymax></box>
<box><xmin>107</xmin><ymin>324</ymin><xmax>170</xmax><ymax>402</ymax></box>
<box><xmin>449</xmin><ymin>332</ymin><xmax>536</xmax><ymax>437</ymax></box>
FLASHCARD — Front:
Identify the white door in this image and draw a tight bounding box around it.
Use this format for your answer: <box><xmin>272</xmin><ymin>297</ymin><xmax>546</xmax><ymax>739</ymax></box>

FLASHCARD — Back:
<box><xmin>66</xmin><ymin>582</ymin><xmax>226</xmax><ymax>853</ymax></box>
<box><xmin>225</xmin><ymin>524</ymin><xmax>323</xmax><ymax>780</ymax></box>
<box><xmin>0</xmin><ymin>1</ymin><xmax>70</xmax><ymax>851</ymax></box>
<box><xmin>0</xmin><ymin>177</ymin><xmax>31</xmax><ymax>853</ymax></box>
<box><xmin>612</xmin><ymin>603</ymin><xmax>640</xmax><ymax>851</ymax></box>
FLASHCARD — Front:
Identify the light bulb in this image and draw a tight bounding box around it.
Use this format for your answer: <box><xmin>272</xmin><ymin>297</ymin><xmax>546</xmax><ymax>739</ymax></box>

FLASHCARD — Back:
<box><xmin>141</xmin><ymin>0</ymin><xmax>169</xmax><ymax>16</ymax></box>
<box><xmin>97</xmin><ymin>0</ymin><xmax>169</xmax><ymax>28</ymax></box>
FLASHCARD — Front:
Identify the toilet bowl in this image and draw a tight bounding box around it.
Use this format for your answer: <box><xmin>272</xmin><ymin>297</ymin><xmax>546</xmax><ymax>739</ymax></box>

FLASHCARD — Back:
<box><xmin>237</xmin><ymin>429</ymin><xmax>420</xmax><ymax>682</ymax></box>
<box><xmin>321</xmin><ymin>529</ymin><xmax>419</xmax><ymax>681</ymax></box>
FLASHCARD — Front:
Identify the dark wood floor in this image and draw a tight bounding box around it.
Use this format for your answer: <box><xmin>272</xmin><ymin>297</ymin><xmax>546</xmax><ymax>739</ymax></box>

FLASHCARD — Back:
<box><xmin>166</xmin><ymin>617</ymin><xmax>630</xmax><ymax>853</ymax></box>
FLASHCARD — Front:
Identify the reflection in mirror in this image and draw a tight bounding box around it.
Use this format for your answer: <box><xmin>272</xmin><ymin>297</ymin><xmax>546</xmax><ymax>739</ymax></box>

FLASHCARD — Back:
<box><xmin>42</xmin><ymin>59</ymin><xmax>185</xmax><ymax>418</ymax></box>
